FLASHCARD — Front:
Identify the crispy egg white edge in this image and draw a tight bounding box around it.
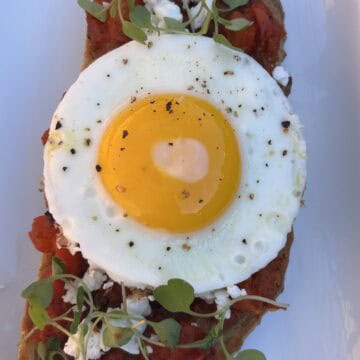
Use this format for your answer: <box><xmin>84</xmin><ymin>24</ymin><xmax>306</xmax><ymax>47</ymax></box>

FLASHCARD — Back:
<box><xmin>44</xmin><ymin>35</ymin><xmax>306</xmax><ymax>294</ymax></box>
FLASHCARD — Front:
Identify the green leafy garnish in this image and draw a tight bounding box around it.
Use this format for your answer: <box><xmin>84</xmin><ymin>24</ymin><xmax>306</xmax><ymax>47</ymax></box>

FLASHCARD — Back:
<box><xmin>154</xmin><ymin>278</ymin><xmax>194</xmax><ymax>313</ymax></box>
<box><xmin>218</xmin><ymin>17</ymin><xmax>253</xmax><ymax>31</ymax></box>
<box><xmin>28</xmin><ymin>300</ymin><xmax>50</xmax><ymax>329</ymax></box>
<box><xmin>186</xmin><ymin>323</ymin><xmax>223</xmax><ymax>349</ymax></box>
<box><xmin>213</xmin><ymin>33</ymin><xmax>234</xmax><ymax>47</ymax></box>
<box><xmin>122</xmin><ymin>21</ymin><xmax>148</xmax><ymax>44</ymax></box>
<box><xmin>129</xmin><ymin>6</ymin><xmax>152</xmax><ymax>29</ymax></box>
<box><xmin>22</xmin><ymin>269</ymin><xmax>288</xmax><ymax>360</ymax></box>
<box><xmin>235</xmin><ymin>349</ymin><xmax>267</xmax><ymax>360</ymax></box>
<box><xmin>77</xmin><ymin>0</ymin><xmax>253</xmax><ymax>52</ymax></box>
<box><xmin>22</xmin><ymin>279</ymin><xmax>53</xmax><ymax>308</ymax></box>
<box><xmin>52</xmin><ymin>256</ymin><xmax>65</xmax><ymax>276</ymax></box>
<box><xmin>102</xmin><ymin>322</ymin><xmax>133</xmax><ymax>347</ymax></box>
<box><xmin>149</xmin><ymin>319</ymin><xmax>181</xmax><ymax>349</ymax></box>
<box><xmin>164</xmin><ymin>17</ymin><xmax>186</xmax><ymax>31</ymax></box>
<box><xmin>37</xmin><ymin>342</ymin><xmax>46</xmax><ymax>360</ymax></box>
<box><xmin>222</xmin><ymin>0</ymin><xmax>250</xmax><ymax>11</ymax></box>
<box><xmin>77</xmin><ymin>0</ymin><xmax>108</xmax><ymax>22</ymax></box>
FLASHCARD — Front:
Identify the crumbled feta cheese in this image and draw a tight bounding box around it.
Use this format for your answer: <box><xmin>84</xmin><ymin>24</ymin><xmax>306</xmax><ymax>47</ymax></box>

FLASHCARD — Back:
<box><xmin>103</xmin><ymin>297</ymin><xmax>152</xmax><ymax>355</ymax></box>
<box><xmin>83</xmin><ymin>267</ymin><xmax>107</xmax><ymax>292</ymax></box>
<box><xmin>147</xmin><ymin>346</ymin><xmax>153</xmax><ymax>354</ymax></box>
<box><xmin>198</xmin><ymin>291</ymin><xmax>215</xmax><ymax>304</ymax></box>
<box><xmin>226</xmin><ymin>285</ymin><xmax>247</xmax><ymax>299</ymax></box>
<box><xmin>127</xmin><ymin>297</ymin><xmax>152</xmax><ymax>317</ymax></box>
<box><xmin>64</xmin><ymin>321</ymin><xmax>107</xmax><ymax>360</ymax></box>
<box><xmin>63</xmin><ymin>267</ymin><xmax>107</xmax><ymax>305</ymax></box>
<box><xmin>103</xmin><ymin>281</ymin><xmax>114</xmax><ymax>290</ymax></box>
<box><xmin>148</xmin><ymin>295</ymin><xmax>155</xmax><ymax>301</ymax></box>
<box><xmin>62</xmin><ymin>280</ymin><xmax>78</xmax><ymax>305</ymax></box>
<box><xmin>214</xmin><ymin>289</ymin><xmax>231</xmax><ymax>319</ymax></box>
<box><xmin>144</xmin><ymin>0</ymin><xmax>183</xmax><ymax>29</ymax></box>
<box><xmin>186</xmin><ymin>0</ymin><xmax>212</xmax><ymax>30</ymax></box>
<box><xmin>272</xmin><ymin>65</ymin><xmax>290</xmax><ymax>87</ymax></box>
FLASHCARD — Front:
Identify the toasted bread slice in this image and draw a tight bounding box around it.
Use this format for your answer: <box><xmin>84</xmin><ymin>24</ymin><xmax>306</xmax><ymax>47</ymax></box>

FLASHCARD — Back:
<box><xmin>19</xmin><ymin>0</ymin><xmax>293</xmax><ymax>358</ymax></box>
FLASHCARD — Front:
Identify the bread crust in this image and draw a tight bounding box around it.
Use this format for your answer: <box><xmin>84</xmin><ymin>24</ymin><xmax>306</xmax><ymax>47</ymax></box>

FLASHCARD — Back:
<box><xmin>19</xmin><ymin>1</ymin><xmax>292</xmax><ymax>358</ymax></box>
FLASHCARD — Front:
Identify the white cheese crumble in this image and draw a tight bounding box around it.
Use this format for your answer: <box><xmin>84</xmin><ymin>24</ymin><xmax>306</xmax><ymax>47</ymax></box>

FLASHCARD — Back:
<box><xmin>64</xmin><ymin>321</ymin><xmax>107</xmax><ymax>360</ymax></box>
<box><xmin>62</xmin><ymin>266</ymin><xmax>107</xmax><ymax>305</ymax></box>
<box><xmin>63</xmin><ymin>297</ymin><xmax>152</xmax><ymax>359</ymax></box>
<box><xmin>144</xmin><ymin>0</ymin><xmax>183</xmax><ymax>29</ymax></box>
<box><xmin>199</xmin><ymin>285</ymin><xmax>247</xmax><ymax>319</ymax></box>
<box><xmin>272</xmin><ymin>65</ymin><xmax>290</xmax><ymax>87</ymax></box>
<box><xmin>102</xmin><ymin>280</ymin><xmax>114</xmax><ymax>290</ymax></box>
<box><xmin>106</xmin><ymin>297</ymin><xmax>152</xmax><ymax>355</ymax></box>
<box><xmin>185</xmin><ymin>0</ymin><xmax>212</xmax><ymax>30</ymax></box>
<box><xmin>227</xmin><ymin>285</ymin><xmax>247</xmax><ymax>299</ymax></box>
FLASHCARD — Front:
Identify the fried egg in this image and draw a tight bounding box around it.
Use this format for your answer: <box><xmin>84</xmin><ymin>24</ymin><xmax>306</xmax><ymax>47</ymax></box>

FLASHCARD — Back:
<box><xmin>44</xmin><ymin>35</ymin><xmax>306</xmax><ymax>294</ymax></box>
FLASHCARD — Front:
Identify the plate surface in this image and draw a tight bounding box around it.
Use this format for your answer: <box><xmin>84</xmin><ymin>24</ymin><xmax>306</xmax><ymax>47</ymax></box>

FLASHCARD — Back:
<box><xmin>1</xmin><ymin>0</ymin><xmax>359</xmax><ymax>359</ymax></box>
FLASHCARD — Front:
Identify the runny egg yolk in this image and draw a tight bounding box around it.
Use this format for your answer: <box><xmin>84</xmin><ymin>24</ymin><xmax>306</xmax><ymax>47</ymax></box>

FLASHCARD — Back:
<box><xmin>98</xmin><ymin>94</ymin><xmax>241</xmax><ymax>233</ymax></box>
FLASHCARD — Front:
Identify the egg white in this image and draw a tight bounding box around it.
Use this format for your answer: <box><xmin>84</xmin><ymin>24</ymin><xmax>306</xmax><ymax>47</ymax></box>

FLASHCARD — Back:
<box><xmin>44</xmin><ymin>35</ymin><xmax>306</xmax><ymax>294</ymax></box>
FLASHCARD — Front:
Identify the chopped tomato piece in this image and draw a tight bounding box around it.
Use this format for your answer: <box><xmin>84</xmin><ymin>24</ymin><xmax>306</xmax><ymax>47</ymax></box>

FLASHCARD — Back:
<box><xmin>55</xmin><ymin>247</ymin><xmax>87</xmax><ymax>276</ymax></box>
<box><xmin>29</xmin><ymin>215</ymin><xmax>57</xmax><ymax>253</ymax></box>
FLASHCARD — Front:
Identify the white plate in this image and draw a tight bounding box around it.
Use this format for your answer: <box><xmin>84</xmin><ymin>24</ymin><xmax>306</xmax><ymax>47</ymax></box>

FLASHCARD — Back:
<box><xmin>1</xmin><ymin>0</ymin><xmax>359</xmax><ymax>359</ymax></box>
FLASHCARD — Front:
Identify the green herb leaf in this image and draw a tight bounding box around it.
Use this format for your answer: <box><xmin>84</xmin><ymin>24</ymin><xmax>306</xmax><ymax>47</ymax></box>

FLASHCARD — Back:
<box><xmin>122</xmin><ymin>21</ymin><xmax>147</xmax><ymax>44</ymax></box>
<box><xmin>46</xmin><ymin>337</ymin><xmax>61</xmax><ymax>352</ymax></box>
<box><xmin>222</xmin><ymin>0</ymin><xmax>249</xmax><ymax>11</ymax></box>
<box><xmin>127</xmin><ymin>0</ymin><xmax>135</xmax><ymax>12</ymax></box>
<box><xmin>218</xmin><ymin>17</ymin><xmax>253</xmax><ymax>31</ymax></box>
<box><xmin>235</xmin><ymin>349</ymin><xmax>266</xmax><ymax>360</ymax></box>
<box><xmin>106</xmin><ymin>309</ymin><xmax>129</xmax><ymax>320</ymax></box>
<box><xmin>129</xmin><ymin>6</ymin><xmax>152</xmax><ymax>28</ymax></box>
<box><xmin>29</xmin><ymin>300</ymin><xmax>50</xmax><ymax>329</ymax></box>
<box><xmin>22</xmin><ymin>279</ymin><xmax>54</xmax><ymax>308</ymax></box>
<box><xmin>77</xmin><ymin>0</ymin><xmax>108</xmax><ymax>22</ymax></box>
<box><xmin>102</xmin><ymin>323</ymin><xmax>133</xmax><ymax>347</ymax></box>
<box><xmin>186</xmin><ymin>323</ymin><xmax>222</xmax><ymax>349</ymax></box>
<box><xmin>37</xmin><ymin>342</ymin><xmax>46</xmax><ymax>360</ymax></box>
<box><xmin>70</xmin><ymin>310</ymin><xmax>82</xmax><ymax>334</ymax></box>
<box><xmin>110</xmin><ymin>0</ymin><xmax>118</xmax><ymax>18</ymax></box>
<box><xmin>154</xmin><ymin>278</ymin><xmax>195</xmax><ymax>313</ymax></box>
<box><xmin>213</xmin><ymin>33</ymin><xmax>233</xmax><ymax>48</ymax></box>
<box><xmin>76</xmin><ymin>286</ymin><xmax>85</xmax><ymax>311</ymax></box>
<box><xmin>52</xmin><ymin>257</ymin><xmax>65</xmax><ymax>276</ymax></box>
<box><xmin>149</xmin><ymin>319</ymin><xmax>181</xmax><ymax>349</ymax></box>
<box><xmin>164</xmin><ymin>17</ymin><xmax>186</xmax><ymax>31</ymax></box>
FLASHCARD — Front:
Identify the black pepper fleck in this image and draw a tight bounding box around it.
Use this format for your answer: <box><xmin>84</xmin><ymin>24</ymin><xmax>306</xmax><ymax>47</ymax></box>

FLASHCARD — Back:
<box><xmin>242</xmin><ymin>238</ymin><xmax>247</xmax><ymax>245</ymax></box>
<box><xmin>166</xmin><ymin>246</ymin><xmax>171</xmax><ymax>251</ymax></box>
<box><xmin>122</xmin><ymin>130</ymin><xmax>129</xmax><ymax>139</ymax></box>
<box><xmin>128</xmin><ymin>241</ymin><xmax>134</xmax><ymax>247</ymax></box>
<box><xmin>70</xmin><ymin>148</ymin><xmax>76</xmax><ymax>155</ymax></box>
<box><xmin>84</xmin><ymin>138</ymin><xmax>91</xmax><ymax>146</ymax></box>
<box><xmin>122</xmin><ymin>59</ymin><xmax>128</xmax><ymax>65</ymax></box>
<box><xmin>224</xmin><ymin>70</ymin><xmax>234</xmax><ymax>75</ymax></box>
<box><xmin>168</xmin><ymin>142</ymin><xmax>173</xmax><ymax>146</ymax></box>
<box><xmin>281</xmin><ymin>120</ymin><xmax>291</xmax><ymax>129</ymax></box>
<box><xmin>268</xmin><ymin>139</ymin><xmax>272</xmax><ymax>145</ymax></box>
<box><xmin>55</xmin><ymin>121</ymin><xmax>62</xmax><ymax>130</ymax></box>
<box><xmin>249</xmin><ymin>193</ymin><xmax>255</xmax><ymax>200</ymax></box>
<box><xmin>166</xmin><ymin>100</ymin><xmax>173</xmax><ymax>113</ymax></box>
<box><xmin>282</xmin><ymin>150</ymin><xmax>288</xmax><ymax>156</ymax></box>
<box><xmin>95</xmin><ymin>164</ymin><xmax>102</xmax><ymax>172</ymax></box>
<box><xmin>62</xmin><ymin>166</ymin><xmax>68</xmax><ymax>172</ymax></box>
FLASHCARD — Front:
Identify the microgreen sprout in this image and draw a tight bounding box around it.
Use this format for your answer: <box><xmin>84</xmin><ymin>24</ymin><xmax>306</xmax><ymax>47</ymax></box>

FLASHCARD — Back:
<box><xmin>77</xmin><ymin>0</ymin><xmax>253</xmax><ymax>50</ymax></box>
<box><xmin>21</xmin><ymin>257</ymin><xmax>287</xmax><ymax>359</ymax></box>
